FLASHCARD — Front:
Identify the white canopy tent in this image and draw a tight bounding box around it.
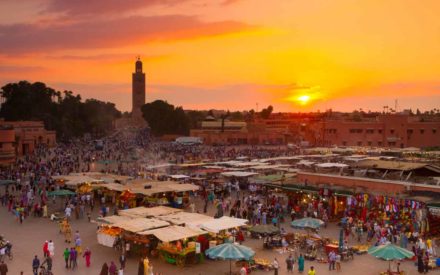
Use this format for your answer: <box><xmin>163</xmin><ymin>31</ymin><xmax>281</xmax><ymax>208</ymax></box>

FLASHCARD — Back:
<box><xmin>113</xmin><ymin>217</ymin><xmax>170</xmax><ymax>233</ymax></box>
<box><xmin>139</xmin><ymin>225</ymin><xmax>206</xmax><ymax>242</ymax></box>
<box><xmin>199</xmin><ymin>216</ymin><xmax>248</xmax><ymax>233</ymax></box>
<box><xmin>118</xmin><ymin>206</ymin><xmax>182</xmax><ymax>218</ymax></box>
<box><xmin>157</xmin><ymin>212</ymin><xmax>214</xmax><ymax>226</ymax></box>
<box><xmin>97</xmin><ymin>215</ymin><xmax>133</xmax><ymax>225</ymax></box>
<box><xmin>315</xmin><ymin>162</ymin><xmax>349</xmax><ymax>168</ymax></box>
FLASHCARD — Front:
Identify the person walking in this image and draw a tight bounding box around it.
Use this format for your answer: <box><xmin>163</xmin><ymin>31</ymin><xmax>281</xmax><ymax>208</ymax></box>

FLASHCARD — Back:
<box><xmin>119</xmin><ymin>253</ymin><xmax>126</xmax><ymax>269</ymax></box>
<box><xmin>32</xmin><ymin>255</ymin><xmax>40</xmax><ymax>275</ymax></box>
<box><xmin>286</xmin><ymin>254</ymin><xmax>295</xmax><ymax>273</ymax></box>
<box><xmin>109</xmin><ymin>261</ymin><xmax>117</xmax><ymax>275</ymax></box>
<box><xmin>48</xmin><ymin>240</ymin><xmax>55</xmax><ymax>257</ymax></box>
<box><xmin>0</xmin><ymin>261</ymin><xmax>7</xmax><ymax>275</ymax></box>
<box><xmin>41</xmin><ymin>256</ymin><xmax>52</xmax><ymax>272</ymax></box>
<box><xmin>63</xmin><ymin>248</ymin><xmax>70</xmax><ymax>268</ymax></box>
<box><xmin>83</xmin><ymin>247</ymin><xmax>91</xmax><ymax>267</ymax></box>
<box><xmin>43</xmin><ymin>241</ymin><xmax>49</xmax><ymax>258</ymax></box>
<box><xmin>69</xmin><ymin>247</ymin><xmax>77</xmax><ymax>270</ymax></box>
<box><xmin>100</xmin><ymin>262</ymin><xmax>109</xmax><ymax>275</ymax></box>
<box><xmin>336</xmin><ymin>253</ymin><xmax>341</xmax><ymax>271</ymax></box>
<box><xmin>328</xmin><ymin>251</ymin><xmax>336</xmax><ymax>270</ymax></box>
<box><xmin>118</xmin><ymin>267</ymin><xmax>124</xmax><ymax>275</ymax></box>
<box><xmin>308</xmin><ymin>266</ymin><xmax>316</xmax><ymax>275</ymax></box>
<box><xmin>273</xmin><ymin>258</ymin><xmax>279</xmax><ymax>275</ymax></box>
<box><xmin>298</xmin><ymin>254</ymin><xmax>305</xmax><ymax>273</ymax></box>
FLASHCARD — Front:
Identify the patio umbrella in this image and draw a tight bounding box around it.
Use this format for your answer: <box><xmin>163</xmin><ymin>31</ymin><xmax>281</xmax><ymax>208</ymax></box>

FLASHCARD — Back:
<box><xmin>205</xmin><ymin>243</ymin><xmax>255</xmax><ymax>275</ymax></box>
<box><xmin>47</xmin><ymin>189</ymin><xmax>76</xmax><ymax>197</ymax></box>
<box><xmin>291</xmin><ymin>218</ymin><xmax>324</xmax><ymax>230</ymax></box>
<box><xmin>368</xmin><ymin>243</ymin><xmax>414</xmax><ymax>271</ymax></box>
<box><xmin>250</xmin><ymin>224</ymin><xmax>280</xmax><ymax>235</ymax></box>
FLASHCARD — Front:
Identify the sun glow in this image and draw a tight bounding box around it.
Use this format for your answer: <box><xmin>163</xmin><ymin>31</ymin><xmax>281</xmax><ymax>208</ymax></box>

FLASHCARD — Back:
<box><xmin>298</xmin><ymin>95</ymin><xmax>311</xmax><ymax>105</ymax></box>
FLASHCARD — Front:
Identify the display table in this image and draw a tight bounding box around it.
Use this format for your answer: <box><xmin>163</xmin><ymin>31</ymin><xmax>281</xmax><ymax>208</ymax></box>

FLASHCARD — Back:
<box><xmin>158</xmin><ymin>245</ymin><xmax>199</xmax><ymax>267</ymax></box>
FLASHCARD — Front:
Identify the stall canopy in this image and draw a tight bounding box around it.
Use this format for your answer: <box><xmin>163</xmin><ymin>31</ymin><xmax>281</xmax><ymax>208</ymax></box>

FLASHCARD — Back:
<box><xmin>140</xmin><ymin>225</ymin><xmax>206</xmax><ymax>242</ymax></box>
<box><xmin>168</xmin><ymin>174</ymin><xmax>190</xmax><ymax>180</ymax></box>
<box><xmin>158</xmin><ymin>212</ymin><xmax>214</xmax><ymax>226</ymax></box>
<box><xmin>47</xmin><ymin>189</ymin><xmax>76</xmax><ymax>196</ymax></box>
<box><xmin>118</xmin><ymin>206</ymin><xmax>182</xmax><ymax>218</ymax></box>
<box><xmin>200</xmin><ymin>216</ymin><xmax>248</xmax><ymax>233</ymax></box>
<box><xmin>315</xmin><ymin>163</ymin><xmax>349</xmax><ymax>168</ymax></box>
<box><xmin>97</xmin><ymin>215</ymin><xmax>133</xmax><ymax>225</ymax></box>
<box><xmin>221</xmin><ymin>172</ymin><xmax>258</xmax><ymax>178</ymax></box>
<box><xmin>113</xmin><ymin>217</ymin><xmax>170</xmax><ymax>233</ymax></box>
<box><xmin>52</xmin><ymin>175</ymin><xmax>104</xmax><ymax>186</ymax></box>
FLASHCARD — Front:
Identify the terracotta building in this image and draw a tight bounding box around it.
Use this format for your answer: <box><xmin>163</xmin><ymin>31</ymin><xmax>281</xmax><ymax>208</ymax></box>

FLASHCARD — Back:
<box><xmin>0</xmin><ymin>120</ymin><xmax>56</xmax><ymax>164</ymax></box>
<box><xmin>319</xmin><ymin>114</ymin><xmax>440</xmax><ymax>148</ymax></box>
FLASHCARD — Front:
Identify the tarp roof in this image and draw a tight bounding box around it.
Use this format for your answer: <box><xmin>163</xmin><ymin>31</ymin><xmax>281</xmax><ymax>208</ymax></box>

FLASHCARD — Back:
<box><xmin>113</xmin><ymin>217</ymin><xmax>170</xmax><ymax>232</ymax></box>
<box><xmin>356</xmin><ymin>160</ymin><xmax>438</xmax><ymax>172</ymax></box>
<box><xmin>168</xmin><ymin>174</ymin><xmax>190</xmax><ymax>179</ymax></box>
<box><xmin>118</xmin><ymin>206</ymin><xmax>182</xmax><ymax>218</ymax></box>
<box><xmin>315</xmin><ymin>163</ymin><xmax>349</xmax><ymax>168</ymax></box>
<box><xmin>52</xmin><ymin>175</ymin><xmax>104</xmax><ymax>186</ymax></box>
<box><xmin>221</xmin><ymin>171</ymin><xmax>258</xmax><ymax>178</ymax></box>
<box><xmin>97</xmin><ymin>215</ymin><xmax>132</xmax><ymax>225</ymax></box>
<box><xmin>199</xmin><ymin>216</ymin><xmax>248</xmax><ymax>233</ymax></box>
<box><xmin>139</xmin><ymin>225</ymin><xmax>206</xmax><ymax>242</ymax></box>
<box><xmin>157</xmin><ymin>212</ymin><xmax>214</xmax><ymax>226</ymax></box>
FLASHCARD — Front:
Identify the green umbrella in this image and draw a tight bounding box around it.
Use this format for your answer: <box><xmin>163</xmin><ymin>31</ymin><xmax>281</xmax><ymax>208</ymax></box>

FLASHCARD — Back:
<box><xmin>291</xmin><ymin>218</ymin><xmax>324</xmax><ymax>230</ymax></box>
<box><xmin>250</xmin><ymin>224</ymin><xmax>280</xmax><ymax>235</ymax></box>
<box><xmin>368</xmin><ymin>243</ymin><xmax>414</xmax><ymax>271</ymax></box>
<box><xmin>47</xmin><ymin>189</ymin><xmax>76</xmax><ymax>197</ymax></box>
<box><xmin>205</xmin><ymin>243</ymin><xmax>255</xmax><ymax>275</ymax></box>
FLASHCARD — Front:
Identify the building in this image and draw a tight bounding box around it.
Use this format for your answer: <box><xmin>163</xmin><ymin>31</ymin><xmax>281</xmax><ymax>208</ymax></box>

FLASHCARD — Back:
<box><xmin>132</xmin><ymin>57</ymin><xmax>146</xmax><ymax>120</ymax></box>
<box><xmin>319</xmin><ymin>114</ymin><xmax>440</xmax><ymax>148</ymax></box>
<box><xmin>190</xmin><ymin>119</ymin><xmax>287</xmax><ymax>145</ymax></box>
<box><xmin>114</xmin><ymin>58</ymin><xmax>147</xmax><ymax>129</ymax></box>
<box><xmin>0</xmin><ymin>120</ymin><xmax>56</xmax><ymax>165</ymax></box>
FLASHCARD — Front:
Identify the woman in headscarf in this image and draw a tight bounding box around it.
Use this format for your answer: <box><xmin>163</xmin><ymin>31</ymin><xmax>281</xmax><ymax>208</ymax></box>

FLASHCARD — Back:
<box><xmin>298</xmin><ymin>254</ymin><xmax>305</xmax><ymax>273</ymax></box>
<box><xmin>83</xmin><ymin>247</ymin><xmax>91</xmax><ymax>267</ymax></box>
<box><xmin>100</xmin><ymin>262</ymin><xmax>109</xmax><ymax>275</ymax></box>
<box><xmin>109</xmin><ymin>261</ymin><xmax>117</xmax><ymax>275</ymax></box>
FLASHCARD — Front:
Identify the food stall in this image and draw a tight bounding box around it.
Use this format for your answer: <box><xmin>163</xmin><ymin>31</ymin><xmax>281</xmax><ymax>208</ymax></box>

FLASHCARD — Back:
<box><xmin>141</xmin><ymin>225</ymin><xmax>206</xmax><ymax>267</ymax></box>
<box><xmin>199</xmin><ymin>216</ymin><xmax>248</xmax><ymax>246</ymax></box>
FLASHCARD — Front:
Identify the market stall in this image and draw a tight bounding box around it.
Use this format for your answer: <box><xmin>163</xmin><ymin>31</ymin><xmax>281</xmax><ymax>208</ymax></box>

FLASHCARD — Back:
<box><xmin>141</xmin><ymin>225</ymin><xmax>206</xmax><ymax>267</ymax></box>
<box><xmin>199</xmin><ymin>216</ymin><xmax>248</xmax><ymax>246</ymax></box>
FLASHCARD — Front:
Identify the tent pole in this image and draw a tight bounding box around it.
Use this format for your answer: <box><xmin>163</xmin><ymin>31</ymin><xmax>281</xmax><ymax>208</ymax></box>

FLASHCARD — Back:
<box><xmin>230</xmin><ymin>259</ymin><xmax>232</xmax><ymax>275</ymax></box>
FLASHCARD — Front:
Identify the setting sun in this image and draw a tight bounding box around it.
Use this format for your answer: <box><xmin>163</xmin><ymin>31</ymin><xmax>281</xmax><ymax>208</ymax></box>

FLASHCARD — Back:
<box><xmin>298</xmin><ymin>95</ymin><xmax>311</xmax><ymax>105</ymax></box>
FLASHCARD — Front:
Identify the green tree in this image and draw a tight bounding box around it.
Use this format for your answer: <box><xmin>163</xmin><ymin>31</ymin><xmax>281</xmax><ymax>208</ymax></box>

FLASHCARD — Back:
<box><xmin>260</xmin><ymin>105</ymin><xmax>273</xmax><ymax>119</ymax></box>
<box><xmin>141</xmin><ymin>100</ymin><xmax>189</xmax><ymax>136</ymax></box>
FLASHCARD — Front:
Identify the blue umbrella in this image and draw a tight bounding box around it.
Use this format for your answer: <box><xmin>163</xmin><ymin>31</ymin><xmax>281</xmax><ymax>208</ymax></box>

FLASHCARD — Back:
<box><xmin>205</xmin><ymin>243</ymin><xmax>255</xmax><ymax>275</ymax></box>
<box><xmin>291</xmin><ymin>218</ymin><xmax>324</xmax><ymax>230</ymax></box>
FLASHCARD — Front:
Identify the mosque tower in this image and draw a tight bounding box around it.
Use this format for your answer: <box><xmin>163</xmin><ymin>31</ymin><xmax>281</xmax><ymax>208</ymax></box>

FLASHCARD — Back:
<box><xmin>132</xmin><ymin>56</ymin><xmax>146</xmax><ymax>119</ymax></box>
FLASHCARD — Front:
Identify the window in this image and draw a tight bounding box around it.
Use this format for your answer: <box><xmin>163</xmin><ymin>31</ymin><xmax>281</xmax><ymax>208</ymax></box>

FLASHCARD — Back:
<box><xmin>407</xmin><ymin>129</ymin><xmax>413</xmax><ymax>134</ymax></box>
<box><xmin>420</xmin><ymin>129</ymin><xmax>425</xmax><ymax>134</ymax></box>
<box><xmin>367</xmin><ymin>141</ymin><xmax>372</xmax><ymax>146</ymax></box>
<box><xmin>366</xmin><ymin>129</ymin><xmax>374</xmax><ymax>134</ymax></box>
<box><xmin>349</xmin><ymin>129</ymin><xmax>363</xmax><ymax>133</ymax></box>
<box><xmin>390</xmin><ymin>129</ymin><xmax>395</xmax><ymax>134</ymax></box>
<box><xmin>378</xmin><ymin>141</ymin><xmax>383</xmax><ymax>146</ymax></box>
<box><xmin>378</xmin><ymin>130</ymin><xmax>383</xmax><ymax>134</ymax></box>
<box><xmin>357</xmin><ymin>141</ymin><xmax>362</xmax><ymax>146</ymax></box>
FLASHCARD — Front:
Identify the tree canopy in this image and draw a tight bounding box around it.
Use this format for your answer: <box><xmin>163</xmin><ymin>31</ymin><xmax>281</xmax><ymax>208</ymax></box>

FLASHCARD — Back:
<box><xmin>0</xmin><ymin>81</ymin><xmax>121</xmax><ymax>140</ymax></box>
<box><xmin>141</xmin><ymin>100</ymin><xmax>189</xmax><ymax>136</ymax></box>
<box><xmin>260</xmin><ymin>105</ymin><xmax>273</xmax><ymax>119</ymax></box>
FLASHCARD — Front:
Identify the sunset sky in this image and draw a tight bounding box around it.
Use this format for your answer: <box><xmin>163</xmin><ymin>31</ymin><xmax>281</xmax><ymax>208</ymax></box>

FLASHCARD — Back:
<box><xmin>1</xmin><ymin>0</ymin><xmax>439</xmax><ymax>112</ymax></box>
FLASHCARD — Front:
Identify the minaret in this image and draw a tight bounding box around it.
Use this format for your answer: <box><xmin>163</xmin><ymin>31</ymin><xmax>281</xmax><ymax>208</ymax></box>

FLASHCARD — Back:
<box><xmin>132</xmin><ymin>56</ymin><xmax>146</xmax><ymax>119</ymax></box>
